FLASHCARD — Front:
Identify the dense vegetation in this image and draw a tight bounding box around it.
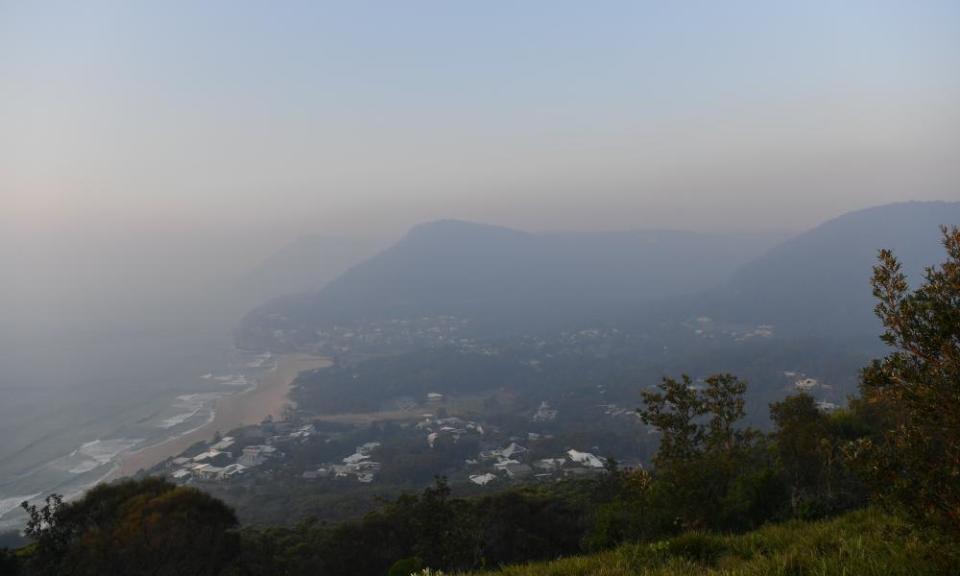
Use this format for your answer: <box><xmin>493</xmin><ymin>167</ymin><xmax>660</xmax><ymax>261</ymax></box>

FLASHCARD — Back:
<box><xmin>3</xmin><ymin>226</ymin><xmax>958</xmax><ymax>575</ymax></box>
<box><xmin>467</xmin><ymin>508</ymin><xmax>959</xmax><ymax>576</ymax></box>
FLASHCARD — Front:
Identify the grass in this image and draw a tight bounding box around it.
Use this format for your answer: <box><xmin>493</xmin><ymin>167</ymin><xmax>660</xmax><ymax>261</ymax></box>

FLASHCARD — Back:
<box><xmin>466</xmin><ymin>508</ymin><xmax>959</xmax><ymax>576</ymax></box>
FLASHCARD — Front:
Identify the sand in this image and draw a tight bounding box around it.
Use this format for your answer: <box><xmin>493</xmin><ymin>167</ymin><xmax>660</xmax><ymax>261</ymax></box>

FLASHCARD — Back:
<box><xmin>114</xmin><ymin>354</ymin><xmax>331</xmax><ymax>477</ymax></box>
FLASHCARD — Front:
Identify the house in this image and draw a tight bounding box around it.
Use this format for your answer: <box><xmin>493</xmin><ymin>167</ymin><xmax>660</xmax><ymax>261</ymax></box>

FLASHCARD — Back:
<box><xmin>342</xmin><ymin>442</ymin><xmax>380</xmax><ymax>464</ymax></box>
<box><xmin>567</xmin><ymin>449</ymin><xmax>605</xmax><ymax>469</ymax></box>
<box><xmin>481</xmin><ymin>442</ymin><xmax>527</xmax><ymax>461</ymax></box>
<box><xmin>343</xmin><ymin>452</ymin><xmax>370</xmax><ymax>465</ymax></box>
<box><xmin>239</xmin><ymin>445</ymin><xmax>276</xmax><ymax>467</ymax></box>
<box><xmin>192</xmin><ymin>450</ymin><xmax>219</xmax><ymax>462</ymax></box>
<box><xmin>220</xmin><ymin>463</ymin><xmax>246</xmax><ymax>479</ymax></box>
<box><xmin>171</xmin><ymin>469</ymin><xmax>192</xmax><ymax>481</ymax></box>
<box><xmin>356</xmin><ymin>461</ymin><xmax>381</xmax><ymax>473</ymax></box>
<box><xmin>532</xmin><ymin>401</ymin><xmax>558</xmax><ymax>422</ymax></box>
<box><xmin>469</xmin><ymin>473</ymin><xmax>498</xmax><ymax>486</ymax></box>
<box><xmin>192</xmin><ymin>450</ymin><xmax>231</xmax><ymax>466</ymax></box>
<box><xmin>193</xmin><ymin>464</ymin><xmax>226</xmax><ymax>481</ymax></box>
<box><xmin>289</xmin><ymin>425</ymin><xmax>315</xmax><ymax>439</ymax></box>
<box><xmin>795</xmin><ymin>378</ymin><xmax>819</xmax><ymax>391</ymax></box>
<box><xmin>210</xmin><ymin>436</ymin><xmax>235</xmax><ymax>451</ymax></box>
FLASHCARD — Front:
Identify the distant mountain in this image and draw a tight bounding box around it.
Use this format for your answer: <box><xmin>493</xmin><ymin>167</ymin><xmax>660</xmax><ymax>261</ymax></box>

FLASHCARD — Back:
<box><xmin>712</xmin><ymin>201</ymin><xmax>960</xmax><ymax>340</ymax></box>
<box><xmin>239</xmin><ymin>235</ymin><xmax>378</xmax><ymax>305</ymax></box>
<box><xmin>239</xmin><ymin>220</ymin><xmax>784</xmax><ymax>344</ymax></box>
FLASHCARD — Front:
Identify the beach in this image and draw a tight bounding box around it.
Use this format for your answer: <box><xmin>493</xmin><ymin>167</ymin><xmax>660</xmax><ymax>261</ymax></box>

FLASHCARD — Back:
<box><xmin>114</xmin><ymin>354</ymin><xmax>331</xmax><ymax>477</ymax></box>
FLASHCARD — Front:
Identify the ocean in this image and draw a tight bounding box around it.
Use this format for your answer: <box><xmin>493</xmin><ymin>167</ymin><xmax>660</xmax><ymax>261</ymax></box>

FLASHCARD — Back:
<box><xmin>0</xmin><ymin>254</ymin><xmax>266</xmax><ymax>531</ymax></box>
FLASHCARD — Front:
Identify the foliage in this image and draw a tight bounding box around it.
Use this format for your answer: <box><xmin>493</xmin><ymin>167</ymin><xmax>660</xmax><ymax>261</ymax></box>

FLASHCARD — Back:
<box><xmin>387</xmin><ymin>557</ymin><xmax>422</xmax><ymax>576</ymax></box>
<box><xmin>0</xmin><ymin>546</ymin><xmax>21</xmax><ymax>576</ymax></box>
<box><xmin>18</xmin><ymin>478</ymin><xmax>239</xmax><ymax>576</ymax></box>
<box><xmin>636</xmin><ymin>374</ymin><xmax>781</xmax><ymax>532</ymax></box>
<box><xmin>227</xmin><ymin>478</ymin><xmax>594</xmax><ymax>576</ymax></box>
<box><xmin>852</xmin><ymin>226</ymin><xmax>960</xmax><ymax>533</ymax></box>
<box><xmin>582</xmin><ymin>468</ymin><xmax>661</xmax><ymax>551</ymax></box>
<box><xmin>639</xmin><ymin>373</ymin><xmax>759</xmax><ymax>468</ymax></box>
<box><xmin>468</xmin><ymin>508</ymin><xmax>960</xmax><ymax>576</ymax></box>
<box><xmin>769</xmin><ymin>394</ymin><xmax>868</xmax><ymax>518</ymax></box>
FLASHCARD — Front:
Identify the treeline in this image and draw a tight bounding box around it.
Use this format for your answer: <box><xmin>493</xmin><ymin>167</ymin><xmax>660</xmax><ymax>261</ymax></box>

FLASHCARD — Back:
<box><xmin>3</xmin><ymin>226</ymin><xmax>958</xmax><ymax>576</ymax></box>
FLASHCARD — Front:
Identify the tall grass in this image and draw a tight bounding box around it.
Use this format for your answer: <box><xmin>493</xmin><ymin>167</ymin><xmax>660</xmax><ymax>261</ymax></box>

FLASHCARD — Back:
<box><xmin>465</xmin><ymin>509</ymin><xmax>959</xmax><ymax>576</ymax></box>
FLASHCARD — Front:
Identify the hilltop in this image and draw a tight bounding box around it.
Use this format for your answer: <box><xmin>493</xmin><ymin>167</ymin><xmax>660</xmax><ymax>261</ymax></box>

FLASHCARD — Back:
<box><xmin>238</xmin><ymin>202</ymin><xmax>959</xmax><ymax>351</ymax></box>
<box><xmin>466</xmin><ymin>508</ymin><xmax>958</xmax><ymax>576</ymax></box>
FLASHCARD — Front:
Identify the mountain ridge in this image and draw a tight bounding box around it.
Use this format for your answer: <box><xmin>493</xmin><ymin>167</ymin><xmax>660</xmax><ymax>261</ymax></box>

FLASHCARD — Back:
<box><xmin>237</xmin><ymin>201</ymin><xmax>960</xmax><ymax>349</ymax></box>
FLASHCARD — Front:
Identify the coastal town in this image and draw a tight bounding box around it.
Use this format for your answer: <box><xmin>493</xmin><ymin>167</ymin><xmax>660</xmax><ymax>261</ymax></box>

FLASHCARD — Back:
<box><xmin>146</xmin><ymin>315</ymin><xmax>846</xmax><ymax>508</ymax></box>
<box><xmin>154</xmin><ymin>394</ymin><xmax>612</xmax><ymax>490</ymax></box>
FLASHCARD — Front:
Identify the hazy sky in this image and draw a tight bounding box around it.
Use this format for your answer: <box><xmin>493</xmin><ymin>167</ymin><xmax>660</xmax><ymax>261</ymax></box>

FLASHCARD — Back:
<box><xmin>2</xmin><ymin>1</ymin><xmax>959</xmax><ymax>250</ymax></box>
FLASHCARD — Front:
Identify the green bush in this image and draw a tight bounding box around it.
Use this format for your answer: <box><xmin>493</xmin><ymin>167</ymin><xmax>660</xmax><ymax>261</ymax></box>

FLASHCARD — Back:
<box><xmin>666</xmin><ymin>532</ymin><xmax>727</xmax><ymax>565</ymax></box>
<box><xmin>388</xmin><ymin>557</ymin><xmax>422</xmax><ymax>576</ymax></box>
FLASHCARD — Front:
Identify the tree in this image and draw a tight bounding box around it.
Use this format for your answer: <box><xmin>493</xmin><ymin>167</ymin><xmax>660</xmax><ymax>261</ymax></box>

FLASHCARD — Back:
<box><xmin>412</xmin><ymin>476</ymin><xmax>474</xmax><ymax>570</ymax></box>
<box><xmin>638</xmin><ymin>374</ymin><xmax>774</xmax><ymax>531</ymax></box>
<box><xmin>853</xmin><ymin>225</ymin><xmax>960</xmax><ymax>533</ymax></box>
<box><xmin>638</xmin><ymin>374</ymin><xmax>705</xmax><ymax>466</ymax></box>
<box><xmin>770</xmin><ymin>393</ymin><xmax>826</xmax><ymax>502</ymax></box>
<box><xmin>20</xmin><ymin>478</ymin><xmax>239</xmax><ymax>576</ymax></box>
<box><xmin>639</xmin><ymin>373</ymin><xmax>754</xmax><ymax>468</ymax></box>
<box><xmin>770</xmin><ymin>394</ymin><xmax>867</xmax><ymax>517</ymax></box>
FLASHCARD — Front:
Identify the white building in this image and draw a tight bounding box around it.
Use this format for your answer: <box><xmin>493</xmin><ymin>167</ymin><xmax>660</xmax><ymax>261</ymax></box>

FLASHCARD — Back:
<box><xmin>567</xmin><ymin>449</ymin><xmax>605</xmax><ymax>469</ymax></box>
<box><xmin>469</xmin><ymin>473</ymin><xmax>498</xmax><ymax>486</ymax></box>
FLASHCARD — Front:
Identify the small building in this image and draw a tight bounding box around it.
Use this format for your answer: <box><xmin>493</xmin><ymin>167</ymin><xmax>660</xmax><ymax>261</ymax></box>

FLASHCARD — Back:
<box><xmin>532</xmin><ymin>401</ymin><xmax>558</xmax><ymax>422</ymax></box>
<box><xmin>469</xmin><ymin>473</ymin><xmax>498</xmax><ymax>486</ymax></box>
<box><xmin>816</xmin><ymin>401</ymin><xmax>839</xmax><ymax>412</ymax></box>
<box><xmin>192</xmin><ymin>450</ymin><xmax>221</xmax><ymax>463</ymax></box>
<box><xmin>171</xmin><ymin>469</ymin><xmax>192</xmax><ymax>481</ymax></box>
<box><xmin>193</xmin><ymin>464</ymin><xmax>226</xmax><ymax>481</ymax></box>
<box><xmin>210</xmin><ymin>436</ymin><xmax>235</xmax><ymax>451</ymax></box>
<box><xmin>567</xmin><ymin>449</ymin><xmax>605</xmax><ymax>469</ymax></box>
<box><xmin>795</xmin><ymin>378</ymin><xmax>819</xmax><ymax>391</ymax></box>
<box><xmin>239</xmin><ymin>445</ymin><xmax>275</xmax><ymax>467</ymax></box>
<box><xmin>221</xmin><ymin>463</ymin><xmax>245</xmax><ymax>478</ymax></box>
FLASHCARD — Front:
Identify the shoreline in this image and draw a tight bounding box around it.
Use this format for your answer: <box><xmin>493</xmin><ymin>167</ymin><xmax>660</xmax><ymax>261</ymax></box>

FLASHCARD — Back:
<box><xmin>112</xmin><ymin>353</ymin><xmax>331</xmax><ymax>478</ymax></box>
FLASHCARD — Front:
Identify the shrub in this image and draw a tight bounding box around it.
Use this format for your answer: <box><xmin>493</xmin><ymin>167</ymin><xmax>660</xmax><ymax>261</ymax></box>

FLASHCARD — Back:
<box><xmin>388</xmin><ymin>557</ymin><xmax>423</xmax><ymax>576</ymax></box>
<box><xmin>666</xmin><ymin>532</ymin><xmax>728</xmax><ymax>565</ymax></box>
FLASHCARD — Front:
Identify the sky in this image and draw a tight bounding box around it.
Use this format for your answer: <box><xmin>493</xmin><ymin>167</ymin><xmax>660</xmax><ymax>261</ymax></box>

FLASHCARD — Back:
<box><xmin>2</xmin><ymin>0</ymin><xmax>959</xmax><ymax>253</ymax></box>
